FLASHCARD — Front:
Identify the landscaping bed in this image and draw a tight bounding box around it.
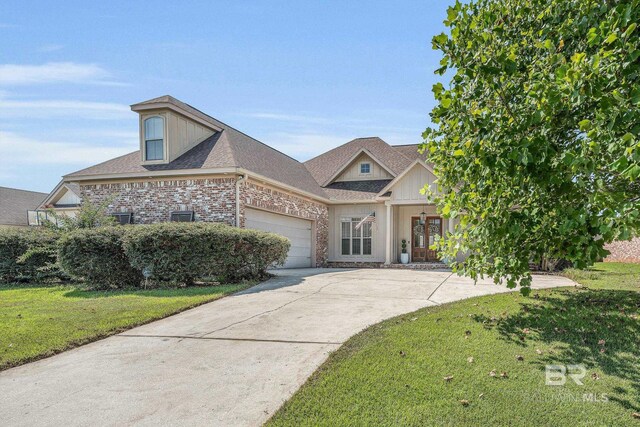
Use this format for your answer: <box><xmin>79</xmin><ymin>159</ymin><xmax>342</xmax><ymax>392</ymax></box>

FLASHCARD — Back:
<box><xmin>268</xmin><ymin>263</ymin><xmax>640</xmax><ymax>426</ymax></box>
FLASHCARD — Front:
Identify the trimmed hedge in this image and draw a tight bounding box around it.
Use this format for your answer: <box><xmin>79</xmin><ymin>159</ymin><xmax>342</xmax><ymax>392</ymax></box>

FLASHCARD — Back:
<box><xmin>0</xmin><ymin>228</ymin><xmax>60</xmax><ymax>282</ymax></box>
<box><xmin>122</xmin><ymin>222</ymin><xmax>290</xmax><ymax>284</ymax></box>
<box><xmin>58</xmin><ymin>227</ymin><xmax>143</xmax><ymax>289</ymax></box>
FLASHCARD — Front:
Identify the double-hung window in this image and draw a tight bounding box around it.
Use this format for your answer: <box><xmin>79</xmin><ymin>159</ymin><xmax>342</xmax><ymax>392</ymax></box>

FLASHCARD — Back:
<box><xmin>341</xmin><ymin>217</ymin><xmax>372</xmax><ymax>256</ymax></box>
<box><xmin>144</xmin><ymin>116</ymin><xmax>164</xmax><ymax>161</ymax></box>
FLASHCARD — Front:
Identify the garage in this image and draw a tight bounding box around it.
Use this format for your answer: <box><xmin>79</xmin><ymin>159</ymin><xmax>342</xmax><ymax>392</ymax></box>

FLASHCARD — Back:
<box><xmin>245</xmin><ymin>209</ymin><xmax>313</xmax><ymax>268</ymax></box>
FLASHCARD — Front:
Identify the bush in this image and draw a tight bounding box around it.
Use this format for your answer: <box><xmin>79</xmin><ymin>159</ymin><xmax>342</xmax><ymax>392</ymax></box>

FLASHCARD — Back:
<box><xmin>0</xmin><ymin>228</ymin><xmax>61</xmax><ymax>282</ymax></box>
<box><xmin>58</xmin><ymin>227</ymin><xmax>142</xmax><ymax>289</ymax></box>
<box><xmin>122</xmin><ymin>222</ymin><xmax>290</xmax><ymax>284</ymax></box>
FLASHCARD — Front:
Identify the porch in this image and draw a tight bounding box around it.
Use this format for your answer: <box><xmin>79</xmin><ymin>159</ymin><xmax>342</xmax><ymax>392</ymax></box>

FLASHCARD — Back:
<box><xmin>383</xmin><ymin>202</ymin><xmax>456</xmax><ymax>265</ymax></box>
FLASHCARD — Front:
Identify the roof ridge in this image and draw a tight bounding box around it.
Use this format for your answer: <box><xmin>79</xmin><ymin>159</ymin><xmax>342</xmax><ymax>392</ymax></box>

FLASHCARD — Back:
<box><xmin>0</xmin><ymin>186</ymin><xmax>47</xmax><ymax>195</ymax></box>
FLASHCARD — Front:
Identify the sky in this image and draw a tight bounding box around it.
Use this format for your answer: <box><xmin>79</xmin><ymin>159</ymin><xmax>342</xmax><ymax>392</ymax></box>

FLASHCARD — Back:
<box><xmin>0</xmin><ymin>0</ymin><xmax>450</xmax><ymax>193</ymax></box>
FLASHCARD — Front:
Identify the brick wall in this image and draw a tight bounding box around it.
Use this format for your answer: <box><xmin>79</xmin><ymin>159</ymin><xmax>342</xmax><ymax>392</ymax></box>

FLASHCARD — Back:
<box><xmin>80</xmin><ymin>178</ymin><xmax>237</xmax><ymax>225</ymax></box>
<box><xmin>604</xmin><ymin>237</ymin><xmax>640</xmax><ymax>263</ymax></box>
<box><xmin>80</xmin><ymin>177</ymin><xmax>330</xmax><ymax>266</ymax></box>
<box><xmin>242</xmin><ymin>181</ymin><xmax>329</xmax><ymax>266</ymax></box>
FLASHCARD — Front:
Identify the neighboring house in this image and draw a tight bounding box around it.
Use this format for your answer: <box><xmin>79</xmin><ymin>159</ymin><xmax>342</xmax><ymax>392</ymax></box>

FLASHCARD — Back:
<box><xmin>37</xmin><ymin>95</ymin><xmax>458</xmax><ymax>268</ymax></box>
<box><xmin>0</xmin><ymin>186</ymin><xmax>47</xmax><ymax>227</ymax></box>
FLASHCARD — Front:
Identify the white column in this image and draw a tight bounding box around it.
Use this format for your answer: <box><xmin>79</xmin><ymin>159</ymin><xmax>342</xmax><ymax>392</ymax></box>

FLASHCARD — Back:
<box><xmin>448</xmin><ymin>217</ymin><xmax>455</xmax><ymax>235</ymax></box>
<box><xmin>385</xmin><ymin>202</ymin><xmax>392</xmax><ymax>264</ymax></box>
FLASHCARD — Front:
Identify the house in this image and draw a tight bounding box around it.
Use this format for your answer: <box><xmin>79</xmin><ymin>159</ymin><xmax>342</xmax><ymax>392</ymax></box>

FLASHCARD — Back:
<box><xmin>36</xmin><ymin>95</ymin><xmax>458</xmax><ymax>268</ymax></box>
<box><xmin>0</xmin><ymin>186</ymin><xmax>47</xmax><ymax>227</ymax></box>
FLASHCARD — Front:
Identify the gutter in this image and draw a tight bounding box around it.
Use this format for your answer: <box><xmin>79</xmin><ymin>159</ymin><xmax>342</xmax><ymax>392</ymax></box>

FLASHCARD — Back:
<box><xmin>235</xmin><ymin>173</ymin><xmax>246</xmax><ymax>227</ymax></box>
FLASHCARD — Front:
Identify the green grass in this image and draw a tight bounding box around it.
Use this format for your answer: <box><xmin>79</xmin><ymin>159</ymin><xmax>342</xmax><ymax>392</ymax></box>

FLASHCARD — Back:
<box><xmin>0</xmin><ymin>281</ymin><xmax>250</xmax><ymax>370</ymax></box>
<box><xmin>268</xmin><ymin>263</ymin><xmax>640</xmax><ymax>427</ymax></box>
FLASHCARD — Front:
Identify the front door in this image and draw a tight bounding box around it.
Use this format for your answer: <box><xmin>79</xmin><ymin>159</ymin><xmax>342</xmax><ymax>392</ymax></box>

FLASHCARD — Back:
<box><xmin>411</xmin><ymin>216</ymin><xmax>442</xmax><ymax>262</ymax></box>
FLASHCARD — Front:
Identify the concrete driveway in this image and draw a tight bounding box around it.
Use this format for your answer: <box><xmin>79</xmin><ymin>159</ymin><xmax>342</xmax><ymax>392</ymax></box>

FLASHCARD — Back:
<box><xmin>0</xmin><ymin>269</ymin><xmax>574</xmax><ymax>426</ymax></box>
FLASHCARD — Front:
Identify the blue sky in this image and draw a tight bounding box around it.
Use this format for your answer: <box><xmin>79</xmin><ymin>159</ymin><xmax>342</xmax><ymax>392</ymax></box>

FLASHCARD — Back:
<box><xmin>0</xmin><ymin>1</ymin><xmax>449</xmax><ymax>193</ymax></box>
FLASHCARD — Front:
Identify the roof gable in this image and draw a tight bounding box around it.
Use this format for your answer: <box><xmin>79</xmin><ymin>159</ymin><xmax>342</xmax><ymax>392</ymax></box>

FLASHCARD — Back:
<box><xmin>304</xmin><ymin>137</ymin><xmax>414</xmax><ymax>187</ymax></box>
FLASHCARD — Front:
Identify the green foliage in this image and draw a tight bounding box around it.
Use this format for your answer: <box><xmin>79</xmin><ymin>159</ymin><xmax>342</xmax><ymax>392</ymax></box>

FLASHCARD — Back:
<box><xmin>0</xmin><ymin>228</ymin><xmax>61</xmax><ymax>282</ymax></box>
<box><xmin>58</xmin><ymin>227</ymin><xmax>143</xmax><ymax>289</ymax></box>
<box><xmin>423</xmin><ymin>0</ymin><xmax>640</xmax><ymax>291</ymax></box>
<box><xmin>43</xmin><ymin>198</ymin><xmax>116</xmax><ymax>232</ymax></box>
<box><xmin>122</xmin><ymin>222</ymin><xmax>290</xmax><ymax>285</ymax></box>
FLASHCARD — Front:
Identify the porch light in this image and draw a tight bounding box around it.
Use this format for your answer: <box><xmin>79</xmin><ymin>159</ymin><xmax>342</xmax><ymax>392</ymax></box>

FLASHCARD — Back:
<box><xmin>419</xmin><ymin>211</ymin><xmax>426</xmax><ymax>225</ymax></box>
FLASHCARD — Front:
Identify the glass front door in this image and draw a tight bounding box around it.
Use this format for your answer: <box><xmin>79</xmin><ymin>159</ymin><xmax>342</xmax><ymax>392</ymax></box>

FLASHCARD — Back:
<box><xmin>411</xmin><ymin>217</ymin><xmax>442</xmax><ymax>262</ymax></box>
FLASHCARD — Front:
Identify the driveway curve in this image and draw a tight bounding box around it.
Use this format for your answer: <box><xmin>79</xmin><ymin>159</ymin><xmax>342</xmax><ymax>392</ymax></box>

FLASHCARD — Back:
<box><xmin>0</xmin><ymin>269</ymin><xmax>574</xmax><ymax>426</ymax></box>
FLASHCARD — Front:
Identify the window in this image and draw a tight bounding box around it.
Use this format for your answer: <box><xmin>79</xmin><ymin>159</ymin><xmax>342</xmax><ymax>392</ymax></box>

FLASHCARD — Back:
<box><xmin>341</xmin><ymin>217</ymin><xmax>372</xmax><ymax>256</ymax></box>
<box><xmin>170</xmin><ymin>210</ymin><xmax>195</xmax><ymax>222</ymax></box>
<box><xmin>144</xmin><ymin>116</ymin><xmax>164</xmax><ymax>161</ymax></box>
<box><xmin>360</xmin><ymin>163</ymin><xmax>371</xmax><ymax>174</ymax></box>
<box><xmin>112</xmin><ymin>212</ymin><xmax>133</xmax><ymax>225</ymax></box>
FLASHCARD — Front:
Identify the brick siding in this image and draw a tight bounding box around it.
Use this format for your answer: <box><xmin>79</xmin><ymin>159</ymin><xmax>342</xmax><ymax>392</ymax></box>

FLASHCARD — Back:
<box><xmin>604</xmin><ymin>237</ymin><xmax>640</xmax><ymax>263</ymax></box>
<box><xmin>80</xmin><ymin>177</ymin><xmax>330</xmax><ymax>266</ymax></box>
<box><xmin>241</xmin><ymin>180</ymin><xmax>328</xmax><ymax>266</ymax></box>
<box><xmin>80</xmin><ymin>178</ymin><xmax>237</xmax><ymax>225</ymax></box>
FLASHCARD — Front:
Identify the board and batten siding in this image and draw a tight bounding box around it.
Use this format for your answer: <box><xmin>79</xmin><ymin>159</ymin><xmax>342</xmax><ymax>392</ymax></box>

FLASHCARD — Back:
<box><xmin>389</xmin><ymin>163</ymin><xmax>440</xmax><ymax>202</ymax></box>
<box><xmin>56</xmin><ymin>189</ymin><xmax>81</xmax><ymax>205</ymax></box>
<box><xmin>328</xmin><ymin>203</ymin><xmax>386</xmax><ymax>262</ymax></box>
<box><xmin>334</xmin><ymin>153</ymin><xmax>394</xmax><ymax>182</ymax></box>
<box><xmin>139</xmin><ymin>110</ymin><xmax>215</xmax><ymax>164</ymax></box>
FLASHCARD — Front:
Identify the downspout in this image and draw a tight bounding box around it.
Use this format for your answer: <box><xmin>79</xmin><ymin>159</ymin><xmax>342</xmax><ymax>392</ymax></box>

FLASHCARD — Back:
<box><xmin>235</xmin><ymin>173</ymin><xmax>246</xmax><ymax>227</ymax></box>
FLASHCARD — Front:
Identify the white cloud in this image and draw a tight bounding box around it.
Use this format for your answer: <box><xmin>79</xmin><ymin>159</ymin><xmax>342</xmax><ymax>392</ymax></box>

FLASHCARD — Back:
<box><xmin>0</xmin><ymin>131</ymin><xmax>135</xmax><ymax>167</ymax></box>
<box><xmin>0</xmin><ymin>98</ymin><xmax>131</xmax><ymax>120</ymax></box>
<box><xmin>0</xmin><ymin>62</ymin><xmax>125</xmax><ymax>86</ymax></box>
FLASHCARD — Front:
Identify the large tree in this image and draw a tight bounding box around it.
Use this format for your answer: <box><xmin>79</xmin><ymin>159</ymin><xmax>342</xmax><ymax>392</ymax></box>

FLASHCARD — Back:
<box><xmin>423</xmin><ymin>0</ymin><xmax>640</xmax><ymax>292</ymax></box>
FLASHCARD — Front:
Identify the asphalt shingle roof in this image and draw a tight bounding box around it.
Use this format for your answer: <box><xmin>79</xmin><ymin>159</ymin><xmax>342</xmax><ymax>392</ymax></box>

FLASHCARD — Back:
<box><xmin>0</xmin><ymin>187</ymin><xmax>47</xmax><ymax>226</ymax></box>
<box><xmin>304</xmin><ymin>137</ymin><xmax>415</xmax><ymax>186</ymax></box>
<box><xmin>63</xmin><ymin>97</ymin><xmax>427</xmax><ymax>202</ymax></box>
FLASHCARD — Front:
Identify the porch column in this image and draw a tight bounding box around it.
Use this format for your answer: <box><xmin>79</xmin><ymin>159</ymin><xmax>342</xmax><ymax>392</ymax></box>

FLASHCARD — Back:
<box><xmin>385</xmin><ymin>202</ymin><xmax>392</xmax><ymax>264</ymax></box>
<box><xmin>448</xmin><ymin>217</ymin><xmax>455</xmax><ymax>235</ymax></box>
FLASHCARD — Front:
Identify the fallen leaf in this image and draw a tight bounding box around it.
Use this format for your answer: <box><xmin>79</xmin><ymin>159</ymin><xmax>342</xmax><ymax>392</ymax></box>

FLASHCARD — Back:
<box><xmin>459</xmin><ymin>399</ymin><xmax>470</xmax><ymax>406</ymax></box>
<box><xmin>535</xmin><ymin>349</ymin><xmax>543</xmax><ymax>355</ymax></box>
<box><xmin>632</xmin><ymin>412</ymin><xmax>640</xmax><ymax>419</ymax></box>
<box><xmin>444</xmin><ymin>375</ymin><xmax>454</xmax><ymax>382</ymax></box>
<box><xmin>522</xmin><ymin>328</ymin><xmax>530</xmax><ymax>334</ymax></box>
<box><xmin>467</xmin><ymin>357</ymin><xmax>474</xmax><ymax>363</ymax></box>
<box><xmin>478</xmin><ymin>393</ymin><xmax>484</xmax><ymax>399</ymax></box>
<box><xmin>489</xmin><ymin>370</ymin><xmax>497</xmax><ymax>377</ymax></box>
<box><xmin>600</xmin><ymin>348</ymin><xmax>606</xmax><ymax>353</ymax></box>
<box><xmin>598</xmin><ymin>339</ymin><xmax>606</xmax><ymax>346</ymax></box>
<box><xmin>500</xmin><ymin>371</ymin><xmax>509</xmax><ymax>378</ymax></box>
<box><xmin>516</xmin><ymin>355</ymin><xmax>524</xmax><ymax>361</ymax></box>
<box><xmin>410</xmin><ymin>317</ymin><xmax>418</xmax><ymax>322</ymax></box>
<box><xmin>465</xmin><ymin>330</ymin><xmax>472</xmax><ymax>336</ymax></box>
<box><xmin>399</xmin><ymin>351</ymin><xmax>406</xmax><ymax>357</ymax></box>
<box><xmin>591</xmin><ymin>372</ymin><xmax>600</xmax><ymax>380</ymax></box>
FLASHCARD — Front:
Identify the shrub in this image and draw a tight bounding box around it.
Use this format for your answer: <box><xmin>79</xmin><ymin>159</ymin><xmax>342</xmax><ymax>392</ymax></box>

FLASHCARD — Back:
<box><xmin>0</xmin><ymin>228</ymin><xmax>61</xmax><ymax>282</ymax></box>
<box><xmin>122</xmin><ymin>222</ymin><xmax>290</xmax><ymax>284</ymax></box>
<box><xmin>58</xmin><ymin>227</ymin><xmax>142</xmax><ymax>289</ymax></box>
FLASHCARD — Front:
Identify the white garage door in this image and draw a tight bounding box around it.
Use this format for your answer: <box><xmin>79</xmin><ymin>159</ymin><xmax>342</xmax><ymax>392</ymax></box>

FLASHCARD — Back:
<box><xmin>245</xmin><ymin>209</ymin><xmax>313</xmax><ymax>268</ymax></box>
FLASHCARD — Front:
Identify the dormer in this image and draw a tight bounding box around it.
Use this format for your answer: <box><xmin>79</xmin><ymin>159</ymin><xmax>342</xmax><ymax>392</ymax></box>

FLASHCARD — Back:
<box><xmin>131</xmin><ymin>95</ymin><xmax>222</xmax><ymax>165</ymax></box>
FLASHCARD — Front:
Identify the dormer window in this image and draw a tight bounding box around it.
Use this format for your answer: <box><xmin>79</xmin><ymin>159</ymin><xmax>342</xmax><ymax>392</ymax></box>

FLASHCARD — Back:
<box><xmin>360</xmin><ymin>162</ymin><xmax>371</xmax><ymax>175</ymax></box>
<box><xmin>144</xmin><ymin>116</ymin><xmax>164</xmax><ymax>161</ymax></box>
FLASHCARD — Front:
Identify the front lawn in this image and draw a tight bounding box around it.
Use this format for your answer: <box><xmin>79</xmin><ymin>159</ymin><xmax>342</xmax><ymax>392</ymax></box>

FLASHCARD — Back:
<box><xmin>268</xmin><ymin>263</ymin><xmax>640</xmax><ymax>426</ymax></box>
<box><xmin>0</xmin><ymin>282</ymin><xmax>250</xmax><ymax>371</ymax></box>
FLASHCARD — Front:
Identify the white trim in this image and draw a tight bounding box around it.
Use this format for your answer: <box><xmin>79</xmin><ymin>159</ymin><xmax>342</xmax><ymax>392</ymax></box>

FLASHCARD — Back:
<box><xmin>38</xmin><ymin>182</ymin><xmax>81</xmax><ymax>209</ymax></box>
<box><xmin>376</xmin><ymin>159</ymin><xmax>437</xmax><ymax>197</ymax></box>
<box><xmin>131</xmin><ymin>102</ymin><xmax>223</xmax><ymax>132</ymax></box>
<box><xmin>339</xmin><ymin>215</ymin><xmax>374</xmax><ymax>257</ymax></box>
<box><xmin>141</xmin><ymin>115</ymin><xmax>166</xmax><ymax>164</ymax></box>
<box><xmin>322</xmin><ymin>148</ymin><xmax>397</xmax><ymax>186</ymax></box>
<box><xmin>358</xmin><ymin>161</ymin><xmax>372</xmax><ymax>176</ymax></box>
